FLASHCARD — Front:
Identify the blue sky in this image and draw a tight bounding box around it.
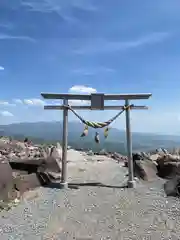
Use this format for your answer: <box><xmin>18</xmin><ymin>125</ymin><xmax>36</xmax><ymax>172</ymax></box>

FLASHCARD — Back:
<box><xmin>0</xmin><ymin>0</ymin><xmax>180</xmax><ymax>134</ymax></box>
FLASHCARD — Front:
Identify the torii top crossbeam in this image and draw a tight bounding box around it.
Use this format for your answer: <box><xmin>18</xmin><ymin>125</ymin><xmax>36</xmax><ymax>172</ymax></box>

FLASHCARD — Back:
<box><xmin>41</xmin><ymin>92</ymin><xmax>152</xmax><ymax>100</ymax></box>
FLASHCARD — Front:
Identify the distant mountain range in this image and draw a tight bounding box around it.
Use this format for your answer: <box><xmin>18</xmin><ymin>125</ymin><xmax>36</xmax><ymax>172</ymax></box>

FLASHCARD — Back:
<box><xmin>0</xmin><ymin>121</ymin><xmax>180</xmax><ymax>154</ymax></box>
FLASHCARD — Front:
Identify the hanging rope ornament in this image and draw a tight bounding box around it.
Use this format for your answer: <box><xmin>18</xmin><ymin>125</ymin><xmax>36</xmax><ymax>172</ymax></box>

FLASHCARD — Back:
<box><xmin>81</xmin><ymin>125</ymin><xmax>88</xmax><ymax>137</ymax></box>
<box><xmin>94</xmin><ymin>132</ymin><xmax>100</xmax><ymax>144</ymax></box>
<box><xmin>104</xmin><ymin>127</ymin><xmax>109</xmax><ymax>139</ymax></box>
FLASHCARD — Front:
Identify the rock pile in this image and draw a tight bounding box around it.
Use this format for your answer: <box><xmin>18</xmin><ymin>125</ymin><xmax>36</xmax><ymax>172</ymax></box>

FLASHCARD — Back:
<box><xmin>0</xmin><ymin>136</ymin><xmax>180</xmax><ymax>203</ymax></box>
<box><xmin>126</xmin><ymin>149</ymin><xmax>180</xmax><ymax>197</ymax></box>
<box><xmin>0</xmin><ymin>137</ymin><xmax>62</xmax><ymax>202</ymax></box>
<box><xmin>0</xmin><ymin>137</ymin><xmax>92</xmax><ymax>203</ymax></box>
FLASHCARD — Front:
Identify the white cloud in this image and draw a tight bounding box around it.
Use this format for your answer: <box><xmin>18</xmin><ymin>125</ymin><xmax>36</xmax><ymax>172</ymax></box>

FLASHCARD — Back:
<box><xmin>74</xmin><ymin>32</ymin><xmax>171</xmax><ymax>54</ymax></box>
<box><xmin>23</xmin><ymin>98</ymin><xmax>45</xmax><ymax>106</ymax></box>
<box><xmin>103</xmin><ymin>68</ymin><xmax>116</xmax><ymax>73</ymax></box>
<box><xmin>72</xmin><ymin>0</ymin><xmax>97</xmax><ymax>11</ymax></box>
<box><xmin>72</xmin><ymin>69</ymin><xmax>94</xmax><ymax>76</ymax></box>
<box><xmin>68</xmin><ymin>85</ymin><xmax>97</xmax><ymax>105</ymax></box>
<box><xmin>0</xmin><ymin>23</ymin><xmax>13</xmax><ymax>30</ymax></box>
<box><xmin>0</xmin><ymin>101</ymin><xmax>9</xmax><ymax>106</ymax></box>
<box><xmin>72</xmin><ymin>67</ymin><xmax>116</xmax><ymax>75</ymax></box>
<box><xmin>0</xmin><ymin>66</ymin><xmax>4</xmax><ymax>71</ymax></box>
<box><xmin>23</xmin><ymin>99</ymin><xmax>33</xmax><ymax>105</ymax></box>
<box><xmin>0</xmin><ymin>33</ymin><xmax>35</xmax><ymax>42</ymax></box>
<box><xmin>69</xmin><ymin>85</ymin><xmax>97</xmax><ymax>94</ymax></box>
<box><xmin>21</xmin><ymin>1</ymin><xmax>78</xmax><ymax>25</ymax></box>
<box><xmin>22</xmin><ymin>0</ymin><xmax>96</xmax><ymax>14</ymax></box>
<box><xmin>49</xmin><ymin>100</ymin><xmax>62</xmax><ymax>105</ymax></box>
<box><xmin>0</xmin><ymin>101</ymin><xmax>16</xmax><ymax>107</ymax></box>
<box><xmin>1</xmin><ymin>111</ymin><xmax>13</xmax><ymax>117</ymax></box>
<box><xmin>13</xmin><ymin>99</ymin><xmax>23</xmax><ymax>104</ymax></box>
<box><xmin>68</xmin><ymin>99</ymin><xmax>90</xmax><ymax>105</ymax></box>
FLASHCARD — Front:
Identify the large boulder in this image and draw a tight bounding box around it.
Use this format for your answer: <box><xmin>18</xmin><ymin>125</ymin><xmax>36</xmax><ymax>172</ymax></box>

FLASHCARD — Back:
<box><xmin>157</xmin><ymin>154</ymin><xmax>180</xmax><ymax>165</ymax></box>
<box><xmin>9</xmin><ymin>158</ymin><xmax>44</xmax><ymax>173</ymax></box>
<box><xmin>0</xmin><ymin>160</ymin><xmax>16</xmax><ymax>201</ymax></box>
<box><xmin>9</xmin><ymin>143</ymin><xmax>63</xmax><ymax>184</ymax></box>
<box><xmin>164</xmin><ymin>176</ymin><xmax>180</xmax><ymax>197</ymax></box>
<box><xmin>131</xmin><ymin>153</ymin><xmax>158</xmax><ymax>181</ymax></box>
<box><xmin>156</xmin><ymin>154</ymin><xmax>180</xmax><ymax>179</ymax></box>
<box><xmin>124</xmin><ymin>153</ymin><xmax>143</xmax><ymax>168</ymax></box>
<box><xmin>110</xmin><ymin>152</ymin><xmax>127</xmax><ymax>163</ymax></box>
<box><xmin>133</xmin><ymin>153</ymin><xmax>145</xmax><ymax>161</ymax></box>
<box><xmin>170</xmin><ymin>148</ymin><xmax>180</xmax><ymax>155</ymax></box>
<box><xmin>39</xmin><ymin>144</ymin><xmax>62</xmax><ymax>173</ymax></box>
<box><xmin>157</xmin><ymin>161</ymin><xmax>180</xmax><ymax>179</ymax></box>
<box><xmin>37</xmin><ymin>144</ymin><xmax>62</xmax><ymax>181</ymax></box>
<box><xmin>149</xmin><ymin>153</ymin><xmax>161</xmax><ymax>162</ymax></box>
<box><xmin>14</xmin><ymin>173</ymin><xmax>50</xmax><ymax>195</ymax></box>
<box><xmin>140</xmin><ymin>152</ymin><xmax>150</xmax><ymax>159</ymax></box>
<box><xmin>133</xmin><ymin>158</ymin><xmax>158</xmax><ymax>181</ymax></box>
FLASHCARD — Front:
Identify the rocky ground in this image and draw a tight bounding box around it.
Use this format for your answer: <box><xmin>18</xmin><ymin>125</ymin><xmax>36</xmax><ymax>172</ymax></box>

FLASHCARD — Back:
<box><xmin>0</xmin><ymin>137</ymin><xmax>180</xmax><ymax>239</ymax></box>
<box><xmin>0</xmin><ymin>136</ymin><xmax>128</xmax><ymax>205</ymax></box>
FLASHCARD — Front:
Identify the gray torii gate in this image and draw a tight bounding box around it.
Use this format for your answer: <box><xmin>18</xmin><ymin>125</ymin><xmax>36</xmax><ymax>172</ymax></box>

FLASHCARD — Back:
<box><xmin>41</xmin><ymin>92</ymin><xmax>152</xmax><ymax>189</ymax></box>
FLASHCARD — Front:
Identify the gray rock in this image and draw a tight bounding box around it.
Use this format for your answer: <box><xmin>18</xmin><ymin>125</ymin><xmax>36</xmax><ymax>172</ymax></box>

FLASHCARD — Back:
<box><xmin>133</xmin><ymin>159</ymin><xmax>158</xmax><ymax>181</ymax></box>
<box><xmin>14</xmin><ymin>173</ymin><xmax>49</xmax><ymax>195</ymax></box>
<box><xmin>140</xmin><ymin>151</ymin><xmax>150</xmax><ymax>159</ymax></box>
<box><xmin>0</xmin><ymin>161</ymin><xmax>14</xmax><ymax>201</ymax></box>
<box><xmin>162</xmin><ymin>148</ymin><xmax>169</xmax><ymax>154</ymax></box>
<box><xmin>87</xmin><ymin>150</ymin><xmax>94</xmax><ymax>156</ymax></box>
<box><xmin>157</xmin><ymin>161</ymin><xmax>180</xmax><ymax>179</ymax></box>
<box><xmin>99</xmin><ymin>149</ymin><xmax>108</xmax><ymax>156</ymax></box>
<box><xmin>164</xmin><ymin>176</ymin><xmax>180</xmax><ymax>196</ymax></box>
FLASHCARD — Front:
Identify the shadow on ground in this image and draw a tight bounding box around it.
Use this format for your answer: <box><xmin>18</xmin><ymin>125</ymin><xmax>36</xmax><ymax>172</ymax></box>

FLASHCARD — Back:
<box><xmin>45</xmin><ymin>182</ymin><xmax>128</xmax><ymax>190</ymax></box>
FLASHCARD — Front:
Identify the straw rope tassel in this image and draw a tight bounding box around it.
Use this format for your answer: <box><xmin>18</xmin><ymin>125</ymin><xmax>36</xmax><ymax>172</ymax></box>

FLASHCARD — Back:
<box><xmin>80</xmin><ymin>125</ymin><xmax>88</xmax><ymax>137</ymax></box>
<box><xmin>94</xmin><ymin>132</ymin><xmax>100</xmax><ymax>144</ymax></box>
<box><xmin>104</xmin><ymin>127</ymin><xmax>109</xmax><ymax>138</ymax></box>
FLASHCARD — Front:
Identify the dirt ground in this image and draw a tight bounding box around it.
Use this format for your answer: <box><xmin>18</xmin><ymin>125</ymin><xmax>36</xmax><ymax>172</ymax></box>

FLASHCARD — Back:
<box><xmin>0</xmin><ymin>156</ymin><xmax>180</xmax><ymax>239</ymax></box>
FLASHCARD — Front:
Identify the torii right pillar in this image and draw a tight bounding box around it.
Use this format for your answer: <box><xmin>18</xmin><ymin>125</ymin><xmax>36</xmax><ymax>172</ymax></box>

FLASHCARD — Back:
<box><xmin>125</xmin><ymin>99</ymin><xmax>135</xmax><ymax>188</ymax></box>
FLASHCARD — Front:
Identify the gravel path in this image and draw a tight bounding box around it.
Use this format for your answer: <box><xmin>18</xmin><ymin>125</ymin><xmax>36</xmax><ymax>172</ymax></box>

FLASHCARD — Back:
<box><xmin>0</xmin><ymin>157</ymin><xmax>180</xmax><ymax>239</ymax></box>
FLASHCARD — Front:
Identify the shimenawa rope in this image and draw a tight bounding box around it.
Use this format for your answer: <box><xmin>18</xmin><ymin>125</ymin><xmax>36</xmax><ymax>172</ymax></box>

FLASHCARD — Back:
<box><xmin>63</xmin><ymin>104</ymin><xmax>134</xmax><ymax>142</ymax></box>
<box><xmin>65</xmin><ymin>104</ymin><xmax>134</xmax><ymax>128</ymax></box>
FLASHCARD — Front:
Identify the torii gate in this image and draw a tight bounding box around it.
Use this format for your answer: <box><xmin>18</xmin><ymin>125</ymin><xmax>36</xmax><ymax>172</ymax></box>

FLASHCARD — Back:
<box><xmin>41</xmin><ymin>92</ymin><xmax>152</xmax><ymax>189</ymax></box>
